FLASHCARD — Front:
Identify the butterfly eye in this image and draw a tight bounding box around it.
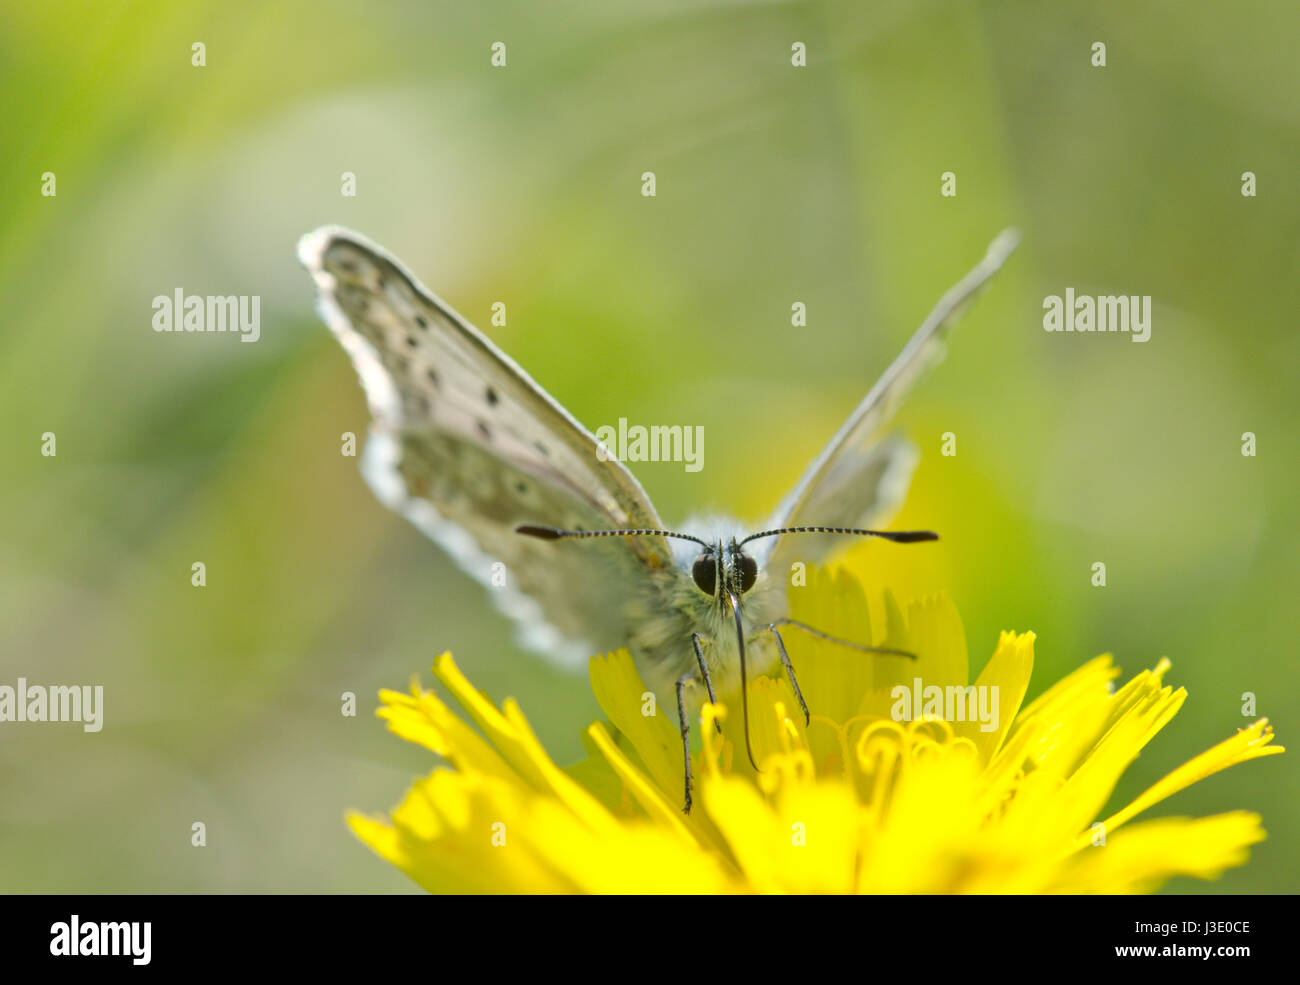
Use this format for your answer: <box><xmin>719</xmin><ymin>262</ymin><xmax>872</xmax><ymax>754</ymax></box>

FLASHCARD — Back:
<box><xmin>737</xmin><ymin>552</ymin><xmax>758</xmax><ymax>594</ymax></box>
<box><xmin>691</xmin><ymin>554</ymin><xmax>717</xmax><ymax>597</ymax></box>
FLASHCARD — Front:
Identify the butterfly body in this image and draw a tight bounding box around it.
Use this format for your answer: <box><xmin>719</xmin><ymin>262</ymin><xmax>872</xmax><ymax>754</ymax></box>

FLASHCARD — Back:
<box><xmin>626</xmin><ymin>519</ymin><xmax>787</xmax><ymax>696</ymax></box>
<box><xmin>300</xmin><ymin>224</ymin><xmax>1018</xmax><ymax>809</ymax></box>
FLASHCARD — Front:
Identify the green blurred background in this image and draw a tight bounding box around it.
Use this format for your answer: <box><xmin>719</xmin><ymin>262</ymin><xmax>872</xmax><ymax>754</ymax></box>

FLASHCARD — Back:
<box><xmin>1</xmin><ymin>1</ymin><xmax>1295</xmax><ymax>893</ymax></box>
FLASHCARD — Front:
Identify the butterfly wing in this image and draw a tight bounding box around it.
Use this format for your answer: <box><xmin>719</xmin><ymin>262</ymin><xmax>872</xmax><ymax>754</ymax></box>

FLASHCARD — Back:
<box><xmin>764</xmin><ymin>229</ymin><xmax>1020</xmax><ymax>570</ymax></box>
<box><xmin>298</xmin><ymin>226</ymin><xmax>675</xmax><ymax>668</ymax></box>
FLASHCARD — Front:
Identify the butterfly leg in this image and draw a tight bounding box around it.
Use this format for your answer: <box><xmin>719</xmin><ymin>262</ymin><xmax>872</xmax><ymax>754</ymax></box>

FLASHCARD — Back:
<box><xmin>751</xmin><ymin>619</ymin><xmax>917</xmax><ymax>728</ymax></box>
<box><xmin>675</xmin><ymin>634</ymin><xmax>727</xmax><ymax>813</ymax></box>
<box><xmin>770</xmin><ymin>618</ymin><xmax>915</xmax><ymax>659</ymax></box>
<box><xmin>691</xmin><ymin>632</ymin><xmax>724</xmax><ymax>734</ymax></box>
<box><xmin>675</xmin><ymin>669</ymin><xmax>696</xmax><ymax>813</ymax></box>
<box><xmin>747</xmin><ymin>623</ymin><xmax>810</xmax><ymax>726</ymax></box>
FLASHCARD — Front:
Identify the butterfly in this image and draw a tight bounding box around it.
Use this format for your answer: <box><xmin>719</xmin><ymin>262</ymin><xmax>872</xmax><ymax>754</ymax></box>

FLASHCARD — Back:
<box><xmin>299</xmin><ymin>226</ymin><xmax>1019</xmax><ymax>811</ymax></box>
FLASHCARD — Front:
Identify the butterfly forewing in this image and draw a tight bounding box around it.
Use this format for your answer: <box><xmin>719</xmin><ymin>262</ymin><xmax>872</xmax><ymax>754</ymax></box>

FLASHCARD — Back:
<box><xmin>765</xmin><ymin>229</ymin><xmax>1020</xmax><ymax>573</ymax></box>
<box><xmin>299</xmin><ymin>226</ymin><xmax>676</xmax><ymax>666</ymax></box>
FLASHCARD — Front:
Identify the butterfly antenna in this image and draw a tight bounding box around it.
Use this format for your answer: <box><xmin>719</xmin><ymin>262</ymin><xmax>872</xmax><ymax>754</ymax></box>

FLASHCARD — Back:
<box><xmin>738</xmin><ymin>525</ymin><xmax>939</xmax><ymax>548</ymax></box>
<box><xmin>517</xmin><ymin>524</ymin><xmax>711</xmax><ymax>548</ymax></box>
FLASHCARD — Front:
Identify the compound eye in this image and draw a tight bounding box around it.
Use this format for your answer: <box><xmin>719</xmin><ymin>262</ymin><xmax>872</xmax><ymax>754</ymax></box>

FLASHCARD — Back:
<box><xmin>691</xmin><ymin>554</ymin><xmax>717</xmax><ymax>597</ymax></box>
<box><xmin>736</xmin><ymin>552</ymin><xmax>758</xmax><ymax>594</ymax></box>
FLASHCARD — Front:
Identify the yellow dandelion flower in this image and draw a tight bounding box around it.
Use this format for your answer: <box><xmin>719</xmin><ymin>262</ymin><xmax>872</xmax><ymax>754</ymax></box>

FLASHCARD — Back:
<box><xmin>347</xmin><ymin>565</ymin><xmax>1282</xmax><ymax>894</ymax></box>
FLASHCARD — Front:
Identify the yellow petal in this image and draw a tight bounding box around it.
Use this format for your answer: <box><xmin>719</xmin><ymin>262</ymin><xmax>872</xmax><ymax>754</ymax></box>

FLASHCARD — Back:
<box><xmin>588</xmin><ymin>650</ymin><xmax>684</xmax><ymax>801</ymax></box>
<box><xmin>954</xmin><ymin>630</ymin><xmax>1034</xmax><ymax>762</ymax></box>
<box><xmin>586</xmin><ymin>721</ymin><xmax>695</xmax><ymax>841</ymax></box>
<box><xmin>1086</xmin><ymin>719</ymin><xmax>1284</xmax><ymax>842</ymax></box>
<box><xmin>1056</xmin><ymin>812</ymin><xmax>1268</xmax><ymax>893</ymax></box>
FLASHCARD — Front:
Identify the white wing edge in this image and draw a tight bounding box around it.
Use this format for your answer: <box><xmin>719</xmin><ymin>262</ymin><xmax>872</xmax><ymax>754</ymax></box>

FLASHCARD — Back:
<box><xmin>298</xmin><ymin>226</ymin><xmax>404</xmax><ymax>428</ymax></box>
<box><xmin>296</xmin><ymin>224</ymin><xmax>667</xmax><ymax>530</ymax></box>
<box><xmin>362</xmin><ymin>431</ymin><xmax>594</xmax><ymax>669</ymax></box>
<box><xmin>298</xmin><ymin>225</ymin><xmax>597</xmax><ymax>669</ymax></box>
